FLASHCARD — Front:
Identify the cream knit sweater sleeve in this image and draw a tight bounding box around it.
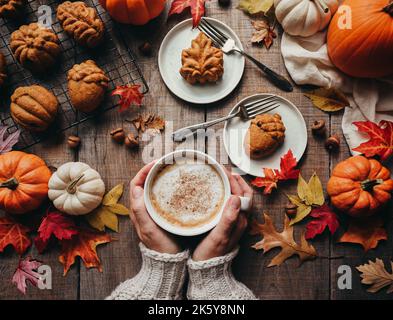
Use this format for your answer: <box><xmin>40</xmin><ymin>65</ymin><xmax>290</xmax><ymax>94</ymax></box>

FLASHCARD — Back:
<box><xmin>187</xmin><ymin>247</ymin><xmax>257</xmax><ymax>300</ymax></box>
<box><xmin>106</xmin><ymin>244</ymin><xmax>257</xmax><ymax>300</ymax></box>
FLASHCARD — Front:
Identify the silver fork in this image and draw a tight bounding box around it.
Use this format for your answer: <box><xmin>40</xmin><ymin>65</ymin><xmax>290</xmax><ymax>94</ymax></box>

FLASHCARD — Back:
<box><xmin>198</xmin><ymin>18</ymin><xmax>293</xmax><ymax>92</ymax></box>
<box><xmin>172</xmin><ymin>96</ymin><xmax>280</xmax><ymax>142</ymax></box>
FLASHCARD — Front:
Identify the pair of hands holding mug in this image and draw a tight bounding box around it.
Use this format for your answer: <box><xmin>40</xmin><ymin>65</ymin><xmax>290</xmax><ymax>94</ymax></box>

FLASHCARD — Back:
<box><xmin>129</xmin><ymin>161</ymin><xmax>253</xmax><ymax>261</ymax></box>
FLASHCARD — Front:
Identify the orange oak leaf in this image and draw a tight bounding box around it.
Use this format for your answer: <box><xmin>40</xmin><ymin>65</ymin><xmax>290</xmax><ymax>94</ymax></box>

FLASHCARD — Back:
<box><xmin>59</xmin><ymin>227</ymin><xmax>111</xmax><ymax>275</ymax></box>
<box><xmin>251</xmin><ymin>19</ymin><xmax>276</xmax><ymax>49</ymax></box>
<box><xmin>250</xmin><ymin>213</ymin><xmax>317</xmax><ymax>267</ymax></box>
<box><xmin>339</xmin><ymin>217</ymin><xmax>387</xmax><ymax>251</ymax></box>
<box><xmin>0</xmin><ymin>217</ymin><xmax>31</xmax><ymax>255</ymax></box>
<box><xmin>168</xmin><ymin>0</ymin><xmax>206</xmax><ymax>28</ymax></box>
<box><xmin>251</xmin><ymin>149</ymin><xmax>300</xmax><ymax>195</ymax></box>
<box><xmin>111</xmin><ymin>84</ymin><xmax>144</xmax><ymax>112</ymax></box>
<box><xmin>352</xmin><ymin>120</ymin><xmax>393</xmax><ymax>161</ymax></box>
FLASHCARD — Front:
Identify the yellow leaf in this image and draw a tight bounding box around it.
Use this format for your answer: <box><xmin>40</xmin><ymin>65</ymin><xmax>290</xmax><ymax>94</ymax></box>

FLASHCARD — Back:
<box><xmin>289</xmin><ymin>203</ymin><xmax>312</xmax><ymax>226</ymax></box>
<box><xmin>238</xmin><ymin>0</ymin><xmax>274</xmax><ymax>15</ymax></box>
<box><xmin>102</xmin><ymin>184</ymin><xmax>124</xmax><ymax>206</ymax></box>
<box><xmin>287</xmin><ymin>194</ymin><xmax>303</xmax><ymax>207</ymax></box>
<box><xmin>304</xmin><ymin>88</ymin><xmax>349</xmax><ymax>113</ymax></box>
<box><xmin>308</xmin><ymin>173</ymin><xmax>324</xmax><ymax>206</ymax></box>
<box><xmin>85</xmin><ymin>211</ymin><xmax>106</xmax><ymax>232</ymax></box>
<box><xmin>107</xmin><ymin>203</ymin><xmax>129</xmax><ymax>215</ymax></box>
<box><xmin>297</xmin><ymin>175</ymin><xmax>313</xmax><ymax>205</ymax></box>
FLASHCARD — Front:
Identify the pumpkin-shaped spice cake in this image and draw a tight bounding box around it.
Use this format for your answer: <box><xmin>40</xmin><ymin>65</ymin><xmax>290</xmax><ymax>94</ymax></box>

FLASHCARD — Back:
<box><xmin>10</xmin><ymin>85</ymin><xmax>59</xmax><ymax>132</ymax></box>
<box><xmin>67</xmin><ymin>60</ymin><xmax>109</xmax><ymax>113</ymax></box>
<box><xmin>0</xmin><ymin>52</ymin><xmax>6</xmax><ymax>88</ymax></box>
<box><xmin>244</xmin><ymin>113</ymin><xmax>286</xmax><ymax>159</ymax></box>
<box><xmin>57</xmin><ymin>1</ymin><xmax>104</xmax><ymax>48</ymax></box>
<box><xmin>10</xmin><ymin>23</ymin><xmax>61</xmax><ymax>73</ymax></box>
<box><xmin>0</xmin><ymin>0</ymin><xmax>25</xmax><ymax>19</ymax></box>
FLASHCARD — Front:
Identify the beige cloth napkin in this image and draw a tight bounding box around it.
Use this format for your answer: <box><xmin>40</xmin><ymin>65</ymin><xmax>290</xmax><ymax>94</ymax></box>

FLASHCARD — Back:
<box><xmin>281</xmin><ymin>31</ymin><xmax>393</xmax><ymax>155</ymax></box>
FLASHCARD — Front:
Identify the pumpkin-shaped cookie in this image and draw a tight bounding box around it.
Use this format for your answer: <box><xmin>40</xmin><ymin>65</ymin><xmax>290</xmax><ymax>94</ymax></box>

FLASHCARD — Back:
<box><xmin>10</xmin><ymin>23</ymin><xmax>61</xmax><ymax>73</ymax></box>
<box><xmin>57</xmin><ymin>1</ymin><xmax>104</xmax><ymax>48</ymax></box>
<box><xmin>0</xmin><ymin>0</ymin><xmax>25</xmax><ymax>19</ymax></box>
<box><xmin>11</xmin><ymin>85</ymin><xmax>58</xmax><ymax>132</ymax></box>
<box><xmin>244</xmin><ymin>114</ymin><xmax>286</xmax><ymax>159</ymax></box>
<box><xmin>67</xmin><ymin>60</ymin><xmax>109</xmax><ymax>112</ymax></box>
<box><xmin>0</xmin><ymin>52</ymin><xmax>6</xmax><ymax>88</ymax></box>
<box><xmin>180</xmin><ymin>32</ymin><xmax>224</xmax><ymax>84</ymax></box>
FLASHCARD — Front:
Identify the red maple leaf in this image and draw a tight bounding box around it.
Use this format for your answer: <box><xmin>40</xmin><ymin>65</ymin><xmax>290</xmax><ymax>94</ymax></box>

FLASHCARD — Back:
<box><xmin>59</xmin><ymin>227</ymin><xmax>111</xmax><ymax>275</ymax></box>
<box><xmin>168</xmin><ymin>0</ymin><xmax>206</xmax><ymax>28</ymax></box>
<box><xmin>34</xmin><ymin>210</ymin><xmax>78</xmax><ymax>253</ymax></box>
<box><xmin>111</xmin><ymin>84</ymin><xmax>144</xmax><ymax>112</ymax></box>
<box><xmin>305</xmin><ymin>205</ymin><xmax>339</xmax><ymax>239</ymax></box>
<box><xmin>352</xmin><ymin>120</ymin><xmax>393</xmax><ymax>161</ymax></box>
<box><xmin>251</xmin><ymin>149</ymin><xmax>300</xmax><ymax>195</ymax></box>
<box><xmin>12</xmin><ymin>257</ymin><xmax>42</xmax><ymax>294</ymax></box>
<box><xmin>0</xmin><ymin>217</ymin><xmax>31</xmax><ymax>255</ymax></box>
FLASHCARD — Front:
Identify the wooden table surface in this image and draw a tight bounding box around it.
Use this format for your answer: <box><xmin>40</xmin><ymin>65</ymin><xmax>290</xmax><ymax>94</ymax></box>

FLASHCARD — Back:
<box><xmin>1</xmin><ymin>2</ymin><xmax>392</xmax><ymax>300</ymax></box>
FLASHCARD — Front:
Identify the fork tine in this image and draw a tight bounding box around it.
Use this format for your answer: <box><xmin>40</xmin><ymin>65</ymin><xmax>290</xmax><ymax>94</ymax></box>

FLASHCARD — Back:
<box><xmin>197</xmin><ymin>24</ymin><xmax>224</xmax><ymax>47</ymax></box>
<box><xmin>243</xmin><ymin>95</ymin><xmax>276</xmax><ymax>108</ymax></box>
<box><xmin>246</xmin><ymin>100</ymin><xmax>278</xmax><ymax>113</ymax></box>
<box><xmin>248</xmin><ymin>105</ymin><xmax>280</xmax><ymax>118</ymax></box>
<box><xmin>200</xmin><ymin>18</ymin><xmax>228</xmax><ymax>42</ymax></box>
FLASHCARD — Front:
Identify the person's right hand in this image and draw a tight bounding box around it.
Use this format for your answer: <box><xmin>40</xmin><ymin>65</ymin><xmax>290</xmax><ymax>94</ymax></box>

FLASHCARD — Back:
<box><xmin>192</xmin><ymin>172</ymin><xmax>253</xmax><ymax>261</ymax></box>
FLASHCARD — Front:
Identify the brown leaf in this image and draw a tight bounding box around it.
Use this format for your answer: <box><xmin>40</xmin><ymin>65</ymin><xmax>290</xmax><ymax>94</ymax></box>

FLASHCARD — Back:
<box><xmin>251</xmin><ymin>20</ymin><xmax>276</xmax><ymax>49</ymax></box>
<box><xmin>304</xmin><ymin>88</ymin><xmax>349</xmax><ymax>112</ymax></box>
<box><xmin>131</xmin><ymin>114</ymin><xmax>165</xmax><ymax>136</ymax></box>
<box><xmin>339</xmin><ymin>217</ymin><xmax>387</xmax><ymax>252</ymax></box>
<box><xmin>250</xmin><ymin>213</ymin><xmax>317</xmax><ymax>267</ymax></box>
<box><xmin>356</xmin><ymin>259</ymin><xmax>393</xmax><ymax>294</ymax></box>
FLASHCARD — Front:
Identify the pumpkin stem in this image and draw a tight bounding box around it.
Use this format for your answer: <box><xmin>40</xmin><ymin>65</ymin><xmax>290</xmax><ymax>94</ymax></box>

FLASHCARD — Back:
<box><xmin>383</xmin><ymin>2</ymin><xmax>393</xmax><ymax>15</ymax></box>
<box><xmin>67</xmin><ymin>174</ymin><xmax>84</xmax><ymax>194</ymax></box>
<box><xmin>361</xmin><ymin>179</ymin><xmax>384</xmax><ymax>191</ymax></box>
<box><xmin>314</xmin><ymin>0</ymin><xmax>329</xmax><ymax>13</ymax></box>
<box><xmin>0</xmin><ymin>177</ymin><xmax>19</xmax><ymax>190</ymax></box>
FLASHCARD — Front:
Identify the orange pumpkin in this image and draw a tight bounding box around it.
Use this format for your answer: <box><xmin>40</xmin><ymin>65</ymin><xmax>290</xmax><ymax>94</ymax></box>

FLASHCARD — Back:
<box><xmin>99</xmin><ymin>0</ymin><xmax>166</xmax><ymax>25</ymax></box>
<box><xmin>0</xmin><ymin>151</ymin><xmax>52</xmax><ymax>214</ymax></box>
<box><xmin>327</xmin><ymin>156</ymin><xmax>393</xmax><ymax>217</ymax></box>
<box><xmin>327</xmin><ymin>0</ymin><xmax>393</xmax><ymax>78</ymax></box>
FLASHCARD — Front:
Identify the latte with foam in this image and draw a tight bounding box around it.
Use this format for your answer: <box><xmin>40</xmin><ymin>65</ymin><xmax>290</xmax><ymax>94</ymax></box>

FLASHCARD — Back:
<box><xmin>149</xmin><ymin>162</ymin><xmax>225</xmax><ymax>228</ymax></box>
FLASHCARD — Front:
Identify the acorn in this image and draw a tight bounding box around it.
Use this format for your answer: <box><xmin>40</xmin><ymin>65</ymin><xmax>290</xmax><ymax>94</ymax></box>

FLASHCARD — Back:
<box><xmin>285</xmin><ymin>203</ymin><xmax>297</xmax><ymax>216</ymax></box>
<box><xmin>311</xmin><ymin>120</ymin><xmax>326</xmax><ymax>136</ymax></box>
<box><xmin>138</xmin><ymin>42</ymin><xmax>152</xmax><ymax>56</ymax></box>
<box><xmin>125</xmin><ymin>133</ymin><xmax>139</xmax><ymax>149</ymax></box>
<box><xmin>67</xmin><ymin>135</ymin><xmax>80</xmax><ymax>149</ymax></box>
<box><xmin>325</xmin><ymin>134</ymin><xmax>340</xmax><ymax>151</ymax></box>
<box><xmin>110</xmin><ymin>128</ymin><xmax>125</xmax><ymax>143</ymax></box>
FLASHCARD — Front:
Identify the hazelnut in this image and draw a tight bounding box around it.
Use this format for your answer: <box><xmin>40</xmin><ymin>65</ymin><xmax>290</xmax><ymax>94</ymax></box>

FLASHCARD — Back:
<box><xmin>325</xmin><ymin>134</ymin><xmax>340</xmax><ymax>151</ymax></box>
<box><xmin>285</xmin><ymin>203</ymin><xmax>297</xmax><ymax>216</ymax></box>
<box><xmin>218</xmin><ymin>0</ymin><xmax>231</xmax><ymax>6</ymax></box>
<box><xmin>110</xmin><ymin>128</ymin><xmax>125</xmax><ymax>143</ymax></box>
<box><xmin>138</xmin><ymin>42</ymin><xmax>152</xmax><ymax>56</ymax></box>
<box><xmin>125</xmin><ymin>133</ymin><xmax>139</xmax><ymax>149</ymax></box>
<box><xmin>67</xmin><ymin>135</ymin><xmax>80</xmax><ymax>149</ymax></box>
<box><xmin>311</xmin><ymin>120</ymin><xmax>326</xmax><ymax>136</ymax></box>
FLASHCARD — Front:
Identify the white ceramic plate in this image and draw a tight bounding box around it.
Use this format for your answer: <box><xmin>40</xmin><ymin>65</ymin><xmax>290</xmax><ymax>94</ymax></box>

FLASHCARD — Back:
<box><xmin>223</xmin><ymin>94</ymin><xmax>308</xmax><ymax>177</ymax></box>
<box><xmin>158</xmin><ymin>18</ymin><xmax>245</xmax><ymax>104</ymax></box>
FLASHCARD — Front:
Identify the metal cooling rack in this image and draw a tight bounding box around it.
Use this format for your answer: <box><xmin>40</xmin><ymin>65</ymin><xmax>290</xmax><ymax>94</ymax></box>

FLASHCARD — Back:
<box><xmin>0</xmin><ymin>0</ymin><xmax>148</xmax><ymax>150</ymax></box>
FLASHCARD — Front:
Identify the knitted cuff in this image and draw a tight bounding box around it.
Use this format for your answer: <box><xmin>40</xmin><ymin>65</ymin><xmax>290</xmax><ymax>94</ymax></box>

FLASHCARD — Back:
<box><xmin>106</xmin><ymin>243</ymin><xmax>189</xmax><ymax>300</ymax></box>
<box><xmin>187</xmin><ymin>247</ymin><xmax>257</xmax><ymax>300</ymax></box>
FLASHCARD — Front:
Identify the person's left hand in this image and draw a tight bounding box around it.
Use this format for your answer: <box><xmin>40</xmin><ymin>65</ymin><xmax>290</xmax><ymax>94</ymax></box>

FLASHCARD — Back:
<box><xmin>129</xmin><ymin>161</ymin><xmax>182</xmax><ymax>254</ymax></box>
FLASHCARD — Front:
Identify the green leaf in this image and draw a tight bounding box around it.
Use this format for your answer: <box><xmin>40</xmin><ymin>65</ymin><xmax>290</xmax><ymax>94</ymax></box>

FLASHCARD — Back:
<box><xmin>289</xmin><ymin>203</ymin><xmax>312</xmax><ymax>226</ymax></box>
<box><xmin>308</xmin><ymin>173</ymin><xmax>325</xmax><ymax>206</ymax></box>
<box><xmin>238</xmin><ymin>0</ymin><xmax>274</xmax><ymax>15</ymax></box>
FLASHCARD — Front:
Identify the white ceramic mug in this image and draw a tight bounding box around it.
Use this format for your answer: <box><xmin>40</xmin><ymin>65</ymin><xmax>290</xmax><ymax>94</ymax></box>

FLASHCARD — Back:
<box><xmin>144</xmin><ymin>149</ymin><xmax>251</xmax><ymax>236</ymax></box>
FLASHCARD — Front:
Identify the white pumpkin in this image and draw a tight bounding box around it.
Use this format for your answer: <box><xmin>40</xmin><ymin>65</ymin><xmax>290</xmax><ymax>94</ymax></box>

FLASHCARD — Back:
<box><xmin>48</xmin><ymin>162</ymin><xmax>105</xmax><ymax>215</ymax></box>
<box><xmin>274</xmin><ymin>0</ymin><xmax>339</xmax><ymax>37</ymax></box>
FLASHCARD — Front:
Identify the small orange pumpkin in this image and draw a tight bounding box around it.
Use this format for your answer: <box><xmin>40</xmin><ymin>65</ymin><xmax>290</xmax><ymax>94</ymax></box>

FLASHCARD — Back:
<box><xmin>327</xmin><ymin>156</ymin><xmax>393</xmax><ymax>217</ymax></box>
<box><xmin>0</xmin><ymin>151</ymin><xmax>52</xmax><ymax>214</ymax></box>
<box><xmin>99</xmin><ymin>0</ymin><xmax>166</xmax><ymax>25</ymax></box>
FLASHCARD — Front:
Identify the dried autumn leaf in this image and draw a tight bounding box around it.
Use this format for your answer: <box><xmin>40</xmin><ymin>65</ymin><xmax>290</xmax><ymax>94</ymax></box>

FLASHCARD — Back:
<box><xmin>251</xmin><ymin>168</ymin><xmax>278</xmax><ymax>195</ymax></box>
<box><xmin>0</xmin><ymin>217</ymin><xmax>31</xmax><ymax>255</ymax></box>
<box><xmin>111</xmin><ymin>84</ymin><xmax>144</xmax><ymax>112</ymax></box>
<box><xmin>168</xmin><ymin>0</ymin><xmax>206</xmax><ymax>28</ymax></box>
<box><xmin>339</xmin><ymin>217</ymin><xmax>387</xmax><ymax>252</ymax></box>
<box><xmin>308</xmin><ymin>173</ymin><xmax>325</xmax><ymax>206</ymax></box>
<box><xmin>86</xmin><ymin>184</ymin><xmax>129</xmax><ymax>232</ymax></box>
<box><xmin>12</xmin><ymin>257</ymin><xmax>42</xmax><ymax>294</ymax></box>
<box><xmin>304</xmin><ymin>88</ymin><xmax>349</xmax><ymax>112</ymax></box>
<box><xmin>59</xmin><ymin>227</ymin><xmax>111</xmax><ymax>275</ymax></box>
<box><xmin>238</xmin><ymin>0</ymin><xmax>274</xmax><ymax>15</ymax></box>
<box><xmin>34</xmin><ymin>210</ymin><xmax>78</xmax><ymax>253</ymax></box>
<box><xmin>0</xmin><ymin>126</ymin><xmax>20</xmax><ymax>154</ymax></box>
<box><xmin>250</xmin><ymin>213</ymin><xmax>317</xmax><ymax>267</ymax></box>
<box><xmin>352</xmin><ymin>120</ymin><xmax>393</xmax><ymax>162</ymax></box>
<box><xmin>356</xmin><ymin>259</ymin><xmax>393</xmax><ymax>294</ymax></box>
<box><xmin>131</xmin><ymin>114</ymin><xmax>165</xmax><ymax>136</ymax></box>
<box><xmin>251</xmin><ymin>19</ymin><xmax>276</xmax><ymax>49</ymax></box>
<box><xmin>305</xmin><ymin>205</ymin><xmax>339</xmax><ymax>240</ymax></box>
